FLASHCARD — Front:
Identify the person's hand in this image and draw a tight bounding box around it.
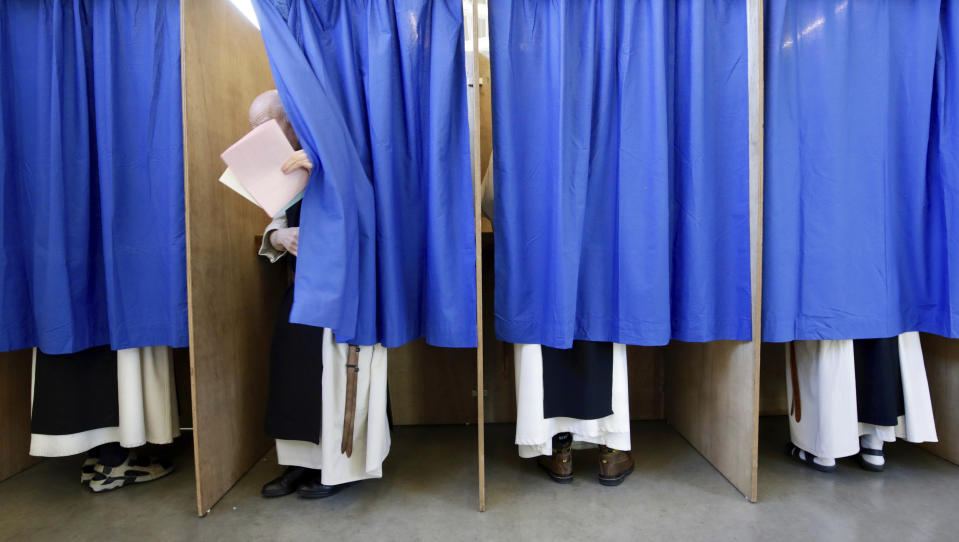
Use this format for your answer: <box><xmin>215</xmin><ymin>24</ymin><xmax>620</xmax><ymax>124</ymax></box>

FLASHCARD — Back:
<box><xmin>282</xmin><ymin>150</ymin><xmax>313</xmax><ymax>175</ymax></box>
<box><xmin>270</xmin><ymin>227</ymin><xmax>299</xmax><ymax>256</ymax></box>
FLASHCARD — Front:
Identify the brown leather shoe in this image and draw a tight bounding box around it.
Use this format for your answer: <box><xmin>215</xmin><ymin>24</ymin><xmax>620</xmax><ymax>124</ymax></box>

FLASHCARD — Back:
<box><xmin>598</xmin><ymin>447</ymin><xmax>634</xmax><ymax>486</ymax></box>
<box><xmin>537</xmin><ymin>444</ymin><xmax>573</xmax><ymax>484</ymax></box>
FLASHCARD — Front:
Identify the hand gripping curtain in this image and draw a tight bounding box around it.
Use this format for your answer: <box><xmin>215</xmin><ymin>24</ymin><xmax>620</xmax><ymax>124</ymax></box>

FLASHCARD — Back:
<box><xmin>252</xmin><ymin>0</ymin><xmax>477</xmax><ymax>348</ymax></box>
<box><xmin>0</xmin><ymin>0</ymin><xmax>187</xmax><ymax>354</ymax></box>
<box><xmin>488</xmin><ymin>1</ymin><xmax>752</xmax><ymax>348</ymax></box>
<box><xmin>763</xmin><ymin>0</ymin><xmax>956</xmax><ymax>341</ymax></box>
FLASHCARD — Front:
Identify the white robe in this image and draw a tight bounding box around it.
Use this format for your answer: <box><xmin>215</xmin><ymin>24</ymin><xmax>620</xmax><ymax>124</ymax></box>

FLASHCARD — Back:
<box><xmin>785</xmin><ymin>332</ymin><xmax>937</xmax><ymax>459</ymax></box>
<box><xmin>514</xmin><ymin>342</ymin><xmax>631</xmax><ymax>458</ymax></box>
<box><xmin>275</xmin><ymin>328</ymin><xmax>390</xmax><ymax>486</ymax></box>
<box><xmin>30</xmin><ymin>346</ymin><xmax>180</xmax><ymax>457</ymax></box>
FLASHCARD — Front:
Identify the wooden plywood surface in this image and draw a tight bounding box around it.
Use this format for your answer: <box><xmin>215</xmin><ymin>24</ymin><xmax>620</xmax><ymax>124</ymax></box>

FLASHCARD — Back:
<box><xmin>0</xmin><ymin>350</ymin><xmax>38</xmax><ymax>482</ymax></box>
<box><xmin>388</xmin><ymin>342</ymin><xmax>478</xmax><ymax>425</ymax></box>
<box><xmin>627</xmin><ymin>346</ymin><xmax>666</xmax><ymax>420</ymax></box>
<box><xmin>181</xmin><ymin>0</ymin><xmax>288</xmax><ymax>516</ymax></box>
<box><xmin>760</xmin><ymin>343</ymin><xmax>787</xmax><ymax>416</ymax></box>
<box><xmin>664</xmin><ymin>341</ymin><xmax>758</xmax><ymax>501</ymax></box>
<box><xmin>919</xmin><ymin>333</ymin><xmax>959</xmax><ymax>465</ymax></box>
<box><xmin>467</xmin><ymin>0</ymin><xmax>487</xmax><ymax>511</ymax></box>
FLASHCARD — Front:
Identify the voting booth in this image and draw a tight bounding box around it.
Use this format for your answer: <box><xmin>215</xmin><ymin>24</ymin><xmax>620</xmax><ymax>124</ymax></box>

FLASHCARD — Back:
<box><xmin>0</xmin><ymin>0</ymin><xmax>288</xmax><ymax>515</ymax></box>
<box><xmin>4</xmin><ymin>0</ymin><xmax>958</xmax><ymax>520</ymax></box>
<box><xmin>391</xmin><ymin>0</ymin><xmax>765</xmax><ymax>505</ymax></box>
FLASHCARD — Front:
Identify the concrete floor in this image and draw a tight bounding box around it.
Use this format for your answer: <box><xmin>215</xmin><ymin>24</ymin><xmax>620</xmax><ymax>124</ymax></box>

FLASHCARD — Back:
<box><xmin>1</xmin><ymin>418</ymin><xmax>957</xmax><ymax>541</ymax></box>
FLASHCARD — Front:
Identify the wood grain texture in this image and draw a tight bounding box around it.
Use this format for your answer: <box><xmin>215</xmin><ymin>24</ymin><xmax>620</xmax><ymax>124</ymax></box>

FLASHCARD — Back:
<box><xmin>627</xmin><ymin>347</ymin><xmax>665</xmax><ymax>420</ymax></box>
<box><xmin>388</xmin><ymin>342</ymin><xmax>478</xmax><ymax>425</ymax></box>
<box><xmin>760</xmin><ymin>343</ymin><xmax>787</xmax><ymax>416</ymax></box>
<box><xmin>745</xmin><ymin>0</ymin><xmax>764</xmax><ymax>502</ymax></box>
<box><xmin>664</xmin><ymin>341</ymin><xmax>758</xmax><ymax>501</ymax></box>
<box><xmin>919</xmin><ymin>333</ymin><xmax>959</xmax><ymax>465</ymax></box>
<box><xmin>181</xmin><ymin>0</ymin><xmax>287</xmax><ymax>516</ymax></box>
<box><xmin>664</xmin><ymin>0</ymin><xmax>763</xmax><ymax>503</ymax></box>
<box><xmin>479</xmin><ymin>233</ymin><xmax>518</xmax><ymax>424</ymax></box>
<box><xmin>468</xmin><ymin>0</ymin><xmax>486</xmax><ymax>511</ymax></box>
<box><xmin>0</xmin><ymin>350</ymin><xmax>38</xmax><ymax>482</ymax></box>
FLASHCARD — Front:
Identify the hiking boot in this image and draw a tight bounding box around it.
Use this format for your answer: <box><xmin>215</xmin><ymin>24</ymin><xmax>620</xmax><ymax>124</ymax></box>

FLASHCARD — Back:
<box><xmin>537</xmin><ymin>440</ymin><xmax>573</xmax><ymax>484</ymax></box>
<box><xmin>598</xmin><ymin>447</ymin><xmax>634</xmax><ymax>486</ymax></box>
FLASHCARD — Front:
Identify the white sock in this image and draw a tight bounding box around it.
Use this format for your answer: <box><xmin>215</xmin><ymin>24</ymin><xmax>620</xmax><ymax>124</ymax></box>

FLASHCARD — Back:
<box><xmin>860</xmin><ymin>435</ymin><xmax>885</xmax><ymax>466</ymax></box>
<box><xmin>798</xmin><ymin>450</ymin><xmax>836</xmax><ymax>467</ymax></box>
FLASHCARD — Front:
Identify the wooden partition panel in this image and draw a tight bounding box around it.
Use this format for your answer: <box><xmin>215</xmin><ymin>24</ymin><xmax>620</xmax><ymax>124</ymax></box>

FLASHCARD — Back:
<box><xmin>760</xmin><ymin>343</ymin><xmax>788</xmax><ymax>416</ymax></box>
<box><xmin>627</xmin><ymin>347</ymin><xmax>666</xmax><ymax>420</ymax></box>
<box><xmin>0</xmin><ymin>350</ymin><xmax>37</xmax><ymax>482</ymax></box>
<box><xmin>181</xmin><ymin>0</ymin><xmax>287</xmax><ymax>516</ymax></box>
<box><xmin>388</xmin><ymin>342</ymin><xmax>478</xmax><ymax>425</ymax></box>
<box><xmin>665</xmin><ymin>341</ymin><xmax>759</xmax><ymax>501</ymax></box>
<box><xmin>664</xmin><ymin>0</ymin><xmax>763</xmax><ymax>503</ymax></box>
<box><xmin>919</xmin><ymin>334</ymin><xmax>959</xmax><ymax>465</ymax></box>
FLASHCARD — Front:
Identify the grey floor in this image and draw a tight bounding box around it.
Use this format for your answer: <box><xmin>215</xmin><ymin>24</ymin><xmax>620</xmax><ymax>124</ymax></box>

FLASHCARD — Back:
<box><xmin>1</xmin><ymin>418</ymin><xmax>957</xmax><ymax>542</ymax></box>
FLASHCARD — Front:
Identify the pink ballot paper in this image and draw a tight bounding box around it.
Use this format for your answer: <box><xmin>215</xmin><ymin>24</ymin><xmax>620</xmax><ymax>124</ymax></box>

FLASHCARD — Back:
<box><xmin>220</xmin><ymin>119</ymin><xmax>308</xmax><ymax>218</ymax></box>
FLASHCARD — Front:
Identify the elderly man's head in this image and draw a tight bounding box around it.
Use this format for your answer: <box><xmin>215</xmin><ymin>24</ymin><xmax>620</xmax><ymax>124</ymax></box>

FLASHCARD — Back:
<box><xmin>249</xmin><ymin>89</ymin><xmax>299</xmax><ymax>149</ymax></box>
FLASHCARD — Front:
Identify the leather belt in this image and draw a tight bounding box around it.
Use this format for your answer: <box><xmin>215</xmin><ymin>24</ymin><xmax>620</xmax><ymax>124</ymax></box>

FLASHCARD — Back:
<box><xmin>341</xmin><ymin>345</ymin><xmax>360</xmax><ymax>457</ymax></box>
<box><xmin>789</xmin><ymin>342</ymin><xmax>802</xmax><ymax>422</ymax></box>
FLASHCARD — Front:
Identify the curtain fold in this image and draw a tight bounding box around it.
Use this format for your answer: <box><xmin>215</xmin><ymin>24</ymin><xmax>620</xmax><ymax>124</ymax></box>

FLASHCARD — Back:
<box><xmin>488</xmin><ymin>0</ymin><xmax>751</xmax><ymax>348</ymax></box>
<box><xmin>0</xmin><ymin>0</ymin><xmax>186</xmax><ymax>354</ymax></box>
<box><xmin>252</xmin><ymin>0</ymin><xmax>477</xmax><ymax>348</ymax></box>
<box><xmin>927</xmin><ymin>0</ymin><xmax>959</xmax><ymax>338</ymax></box>
<box><xmin>763</xmin><ymin>0</ymin><xmax>953</xmax><ymax>342</ymax></box>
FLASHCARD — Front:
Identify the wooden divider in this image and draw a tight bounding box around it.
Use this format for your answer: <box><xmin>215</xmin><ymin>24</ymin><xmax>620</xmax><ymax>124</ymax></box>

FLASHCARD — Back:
<box><xmin>760</xmin><ymin>343</ymin><xmax>788</xmax><ymax>416</ymax></box>
<box><xmin>181</xmin><ymin>0</ymin><xmax>288</xmax><ymax>516</ymax></box>
<box><xmin>920</xmin><ymin>334</ymin><xmax>959</xmax><ymax>465</ymax></box>
<box><xmin>664</xmin><ymin>342</ymin><xmax>760</xmax><ymax>501</ymax></box>
<box><xmin>387</xmin><ymin>342</ymin><xmax>478</xmax><ymax>425</ymax></box>
<box><xmin>467</xmin><ymin>0</ymin><xmax>487</xmax><ymax>512</ymax></box>
<box><xmin>663</xmin><ymin>0</ymin><xmax>764</xmax><ymax>503</ymax></box>
<box><xmin>0</xmin><ymin>350</ymin><xmax>37</xmax><ymax>482</ymax></box>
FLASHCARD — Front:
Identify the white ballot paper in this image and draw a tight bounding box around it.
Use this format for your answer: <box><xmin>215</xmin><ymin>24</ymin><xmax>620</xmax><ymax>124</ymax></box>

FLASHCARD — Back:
<box><xmin>218</xmin><ymin>167</ymin><xmax>258</xmax><ymax>205</ymax></box>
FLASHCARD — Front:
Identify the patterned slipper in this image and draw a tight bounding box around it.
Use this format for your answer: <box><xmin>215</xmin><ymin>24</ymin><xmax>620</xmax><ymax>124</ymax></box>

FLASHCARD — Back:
<box><xmin>89</xmin><ymin>454</ymin><xmax>174</xmax><ymax>493</ymax></box>
<box><xmin>80</xmin><ymin>457</ymin><xmax>99</xmax><ymax>485</ymax></box>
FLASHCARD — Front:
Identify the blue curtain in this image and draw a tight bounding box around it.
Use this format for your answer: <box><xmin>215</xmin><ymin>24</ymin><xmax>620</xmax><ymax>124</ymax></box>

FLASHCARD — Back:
<box><xmin>488</xmin><ymin>1</ymin><xmax>751</xmax><ymax>348</ymax></box>
<box><xmin>0</xmin><ymin>0</ymin><xmax>187</xmax><ymax>354</ymax></box>
<box><xmin>926</xmin><ymin>0</ymin><xmax>959</xmax><ymax>339</ymax></box>
<box><xmin>763</xmin><ymin>0</ymin><xmax>956</xmax><ymax>341</ymax></box>
<box><xmin>252</xmin><ymin>0</ymin><xmax>477</xmax><ymax>348</ymax></box>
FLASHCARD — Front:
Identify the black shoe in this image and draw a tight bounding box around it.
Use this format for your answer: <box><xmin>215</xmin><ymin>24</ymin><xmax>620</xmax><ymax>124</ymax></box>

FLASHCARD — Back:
<box><xmin>262</xmin><ymin>467</ymin><xmax>312</xmax><ymax>498</ymax></box>
<box><xmin>296</xmin><ymin>471</ymin><xmax>346</xmax><ymax>499</ymax></box>
<box><xmin>785</xmin><ymin>443</ymin><xmax>837</xmax><ymax>473</ymax></box>
<box><xmin>857</xmin><ymin>448</ymin><xmax>885</xmax><ymax>472</ymax></box>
